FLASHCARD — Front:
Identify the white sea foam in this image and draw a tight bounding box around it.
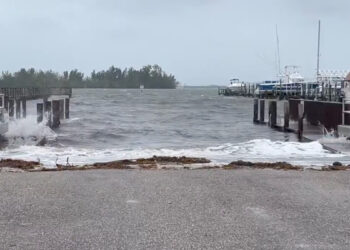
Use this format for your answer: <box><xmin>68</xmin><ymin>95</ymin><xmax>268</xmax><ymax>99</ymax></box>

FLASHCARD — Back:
<box><xmin>318</xmin><ymin>136</ymin><xmax>350</xmax><ymax>144</ymax></box>
<box><xmin>0</xmin><ymin>139</ymin><xmax>346</xmax><ymax>168</ymax></box>
<box><xmin>5</xmin><ymin>116</ymin><xmax>57</xmax><ymax>143</ymax></box>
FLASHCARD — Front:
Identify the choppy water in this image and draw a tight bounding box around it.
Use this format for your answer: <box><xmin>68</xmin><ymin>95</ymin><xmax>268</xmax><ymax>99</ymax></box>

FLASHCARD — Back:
<box><xmin>1</xmin><ymin>88</ymin><xmax>349</xmax><ymax>167</ymax></box>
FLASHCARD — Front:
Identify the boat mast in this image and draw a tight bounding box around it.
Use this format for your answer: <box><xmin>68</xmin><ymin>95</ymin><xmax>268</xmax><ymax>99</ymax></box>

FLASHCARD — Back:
<box><xmin>275</xmin><ymin>25</ymin><xmax>283</xmax><ymax>96</ymax></box>
<box><xmin>316</xmin><ymin>20</ymin><xmax>321</xmax><ymax>83</ymax></box>
<box><xmin>275</xmin><ymin>25</ymin><xmax>281</xmax><ymax>78</ymax></box>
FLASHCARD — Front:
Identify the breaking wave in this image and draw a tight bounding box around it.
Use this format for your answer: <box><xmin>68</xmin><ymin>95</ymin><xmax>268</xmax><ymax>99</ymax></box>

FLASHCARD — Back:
<box><xmin>0</xmin><ymin>139</ymin><xmax>345</xmax><ymax>168</ymax></box>
<box><xmin>4</xmin><ymin>116</ymin><xmax>57</xmax><ymax>146</ymax></box>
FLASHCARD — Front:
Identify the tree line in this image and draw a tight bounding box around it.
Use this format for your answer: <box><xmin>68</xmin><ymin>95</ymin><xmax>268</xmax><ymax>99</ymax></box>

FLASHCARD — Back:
<box><xmin>0</xmin><ymin>65</ymin><xmax>179</xmax><ymax>89</ymax></box>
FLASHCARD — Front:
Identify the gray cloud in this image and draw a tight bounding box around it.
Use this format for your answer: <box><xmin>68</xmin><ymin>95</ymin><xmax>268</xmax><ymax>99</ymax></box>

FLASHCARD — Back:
<box><xmin>0</xmin><ymin>0</ymin><xmax>349</xmax><ymax>85</ymax></box>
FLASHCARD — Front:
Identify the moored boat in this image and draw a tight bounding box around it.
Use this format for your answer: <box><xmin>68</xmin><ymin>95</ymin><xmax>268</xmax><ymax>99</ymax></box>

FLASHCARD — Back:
<box><xmin>226</xmin><ymin>78</ymin><xmax>245</xmax><ymax>95</ymax></box>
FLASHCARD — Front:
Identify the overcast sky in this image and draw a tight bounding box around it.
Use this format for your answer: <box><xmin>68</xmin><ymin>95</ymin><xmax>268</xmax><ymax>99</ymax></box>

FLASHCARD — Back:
<box><xmin>0</xmin><ymin>0</ymin><xmax>349</xmax><ymax>85</ymax></box>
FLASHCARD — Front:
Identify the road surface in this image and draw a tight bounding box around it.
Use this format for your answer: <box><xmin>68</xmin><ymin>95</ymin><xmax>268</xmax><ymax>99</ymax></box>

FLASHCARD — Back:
<box><xmin>0</xmin><ymin>169</ymin><xmax>349</xmax><ymax>249</ymax></box>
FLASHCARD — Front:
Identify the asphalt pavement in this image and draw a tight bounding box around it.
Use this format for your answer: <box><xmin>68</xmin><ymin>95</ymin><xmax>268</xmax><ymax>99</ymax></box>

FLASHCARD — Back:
<box><xmin>0</xmin><ymin>169</ymin><xmax>349</xmax><ymax>250</ymax></box>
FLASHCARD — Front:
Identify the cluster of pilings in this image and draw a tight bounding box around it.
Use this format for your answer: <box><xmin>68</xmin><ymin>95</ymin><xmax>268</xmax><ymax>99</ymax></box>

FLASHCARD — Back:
<box><xmin>5</xmin><ymin>98</ymin><xmax>27</xmax><ymax>119</ymax></box>
<box><xmin>37</xmin><ymin>98</ymin><xmax>70</xmax><ymax>129</ymax></box>
<box><xmin>253</xmin><ymin>98</ymin><xmax>305</xmax><ymax>140</ymax></box>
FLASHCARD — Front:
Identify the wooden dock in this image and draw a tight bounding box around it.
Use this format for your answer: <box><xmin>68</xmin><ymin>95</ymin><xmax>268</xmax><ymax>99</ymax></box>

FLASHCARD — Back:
<box><xmin>0</xmin><ymin>87</ymin><xmax>72</xmax><ymax>129</ymax></box>
<box><xmin>253</xmin><ymin>98</ymin><xmax>349</xmax><ymax>141</ymax></box>
<box><xmin>0</xmin><ymin>87</ymin><xmax>72</xmax><ymax>100</ymax></box>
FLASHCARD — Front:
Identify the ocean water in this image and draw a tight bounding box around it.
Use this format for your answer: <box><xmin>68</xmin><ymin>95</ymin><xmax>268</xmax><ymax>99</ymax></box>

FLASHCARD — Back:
<box><xmin>1</xmin><ymin>88</ymin><xmax>349</xmax><ymax>167</ymax></box>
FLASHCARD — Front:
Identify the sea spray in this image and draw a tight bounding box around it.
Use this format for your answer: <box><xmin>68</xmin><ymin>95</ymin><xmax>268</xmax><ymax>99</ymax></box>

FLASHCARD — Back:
<box><xmin>4</xmin><ymin>116</ymin><xmax>56</xmax><ymax>146</ymax></box>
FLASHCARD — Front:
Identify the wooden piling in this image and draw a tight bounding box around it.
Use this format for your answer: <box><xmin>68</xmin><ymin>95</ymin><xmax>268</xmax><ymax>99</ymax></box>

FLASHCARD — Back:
<box><xmin>59</xmin><ymin>99</ymin><xmax>65</xmax><ymax>119</ymax></box>
<box><xmin>253</xmin><ymin>99</ymin><xmax>258</xmax><ymax>123</ymax></box>
<box><xmin>44</xmin><ymin>101</ymin><xmax>52</xmax><ymax>127</ymax></box>
<box><xmin>37</xmin><ymin>103</ymin><xmax>43</xmax><ymax>123</ymax></box>
<box><xmin>284</xmin><ymin>101</ymin><xmax>290</xmax><ymax>130</ymax></box>
<box><xmin>22</xmin><ymin>99</ymin><xmax>27</xmax><ymax>118</ymax></box>
<box><xmin>52</xmin><ymin>100</ymin><xmax>60</xmax><ymax>128</ymax></box>
<box><xmin>4</xmin><ymin>97</ymin><xmax>9</xmax><ymax>112</ymax></box>
<box><xmin>9</xmin><ymin>99</ymin><xmax>14</xmax><ymax>118</ymax></box>
<box><xmin>269</xmin><ymin>100</ymin><xmax>277</xmax><ymax>127</ymax></box>
<box><xmin>298</xmin><ymin>103</ymin><xmax>304</xmax><ymax>140</ymax></box>
<box><xmin>65</xmin><ymin>98</ymin><xmax>70</xmax><ymax>119</ymax></box>
<box><xmin>15</xmin><ymin>100</ymin><xmax>21</xmax><ymax>119</ymax></box>
<box><xmin>259</xmin><ymin>99</ymin><xmax>265</xmax><ymax>123</ymax></box>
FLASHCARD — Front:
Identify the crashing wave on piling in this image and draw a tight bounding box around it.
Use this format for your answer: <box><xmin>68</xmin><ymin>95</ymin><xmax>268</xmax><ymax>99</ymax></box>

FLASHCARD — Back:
<box><xmin>4</xmin><ymin>116</ymin><xmax>56</xmax><ymax>147</ymax></box>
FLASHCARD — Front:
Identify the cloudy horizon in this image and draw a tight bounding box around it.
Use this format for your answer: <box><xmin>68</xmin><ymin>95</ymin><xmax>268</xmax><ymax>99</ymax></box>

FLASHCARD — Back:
<box><xmin>0</xmin><ymin>0</ymin><xmax>349</xmax><ymax>85</ymax></box>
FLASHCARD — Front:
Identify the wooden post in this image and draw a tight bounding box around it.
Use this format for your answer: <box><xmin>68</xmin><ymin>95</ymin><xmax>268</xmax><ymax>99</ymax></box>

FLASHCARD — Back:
<box><xmin>59</xmin><ymin>99</ymin><xmax>65</xmax><ymax>119</ymax></box>
<box><xmin>9</xmin><ymin>99</ymin><xmax>14</xmax><ymax>118</ymax></box>
<box><xmin>259</xmin><ymin>99</ymin><xmax>265</xmax><ymax>123</ymax></box>
<box><xmin>37</xmin><ymin>103</ymin><xmax>43</xmax><ymax>123</ymax></box>
<box><xmin>65</xmin><ymin>98</ymin><xmax>70</xmax><ymax>119</ymax></box>
<box><xmin>16</xmin><ymin>99</ymin><xmax>21</xmax><ymax>119</ymax></box>
<box><xmin>298</xmin><ymin>103</ymin><xmax>304</xmax><ymax>140</ymax></box>
<box><xmin>44</xmin><ymin>101</ymin><xmax>52</xmax><ymax>128</ymax></box>
<box><xmin>253</xmin><ymin>98</ymin><xmax>258</xmax><ymax>123</ymax></box>
<box><xmin>4</xmin><ymin>97</ymin><xmax>9</xmax><ymax>112</ymax></box>
<box><xmin>284</xmin><ymin>101</ymin><xmax>290</xmax><ymax>130</ymax></box>
<box><xmin>52</xmin><ymin>100</ymin><xmax>60</xmax><ymax>128</ymax></box>
<box><xmin>22</xmin><ymin>99</ymin><xmax>27</xmax><ymax>118</ymax></box>
<box><xmin>269</xmin><ymin>100</ymin><xmax>277</xmax><ymax>127</ymax></box>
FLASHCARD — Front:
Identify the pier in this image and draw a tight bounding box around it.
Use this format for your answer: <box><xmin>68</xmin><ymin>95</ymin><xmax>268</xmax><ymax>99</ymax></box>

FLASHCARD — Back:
<box><xmin>0</xmin><ymin>87</ymin><xmax>72</xmax><ymax>130</ymax></box>
<box><xmin>219</xmin><ymin>70</ymin><xmax>350</xmax><ymax>102</ymax></box>
<box><xmin>219</xmin><ymin>81</ymin><xmax>344</xmax><ymax>102</ymax></box>
<box><xmin>219</xmin><ymin>72</ymin><xmax>350</xmax><ymax>139</ymax></box>
<box><xmin>253</xmin><ymin>97</ymin><xmax>350</xmax><ymax>144</ymax></box>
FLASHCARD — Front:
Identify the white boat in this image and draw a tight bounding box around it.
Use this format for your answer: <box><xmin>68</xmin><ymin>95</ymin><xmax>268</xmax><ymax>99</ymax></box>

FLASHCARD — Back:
<box><xmin>227</xmin><ymin>78</ymin><xmax>245</xmax><ymax>95</ymax></box>
<box><xmin>255</xmin><ymin>80</ymin><xmax>280</xmax><ymax>96</ymax></box>
<box><xmin>274</xmin><ymin>66</ymin><xmax>305</xmax><ymax>95</ymax></box>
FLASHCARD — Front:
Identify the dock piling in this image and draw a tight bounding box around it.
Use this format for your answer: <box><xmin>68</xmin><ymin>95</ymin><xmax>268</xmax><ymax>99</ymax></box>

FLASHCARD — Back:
<box><xmin>284</xmin><ymin>101</ymin><xmax>290</xmax><ymax>130</ymax></box>
<box><xmin>22</xmin><ymin>99</ymin><xmax>27</xmax><ymax>118</ymax></box>
<box><xmin>269</xmin><ymin>100</ymin><xmax>277</xmax><ymax>128</ymax></box>
<box><xmin>298</xmin><ymin>103</ymin><xmax>304</xmax><ymax>140</ymax></box>
<box><xmin>44</xmin><ymin>101</ymin><xmax>52</xmax><ymax>128</ymax></box>
<box><xmin>9</xmin><ymin>99</ymin><xmax>14</xmax><ymax>118</ymax></box>
<box><xmin>4</xmin><ymin>97</ymin><xmax>9</xmax><ymax>112</ymax></box>
<box><xmin>65</xmin><ymin>98</ymin><xmax>70</xmax><ymax>119</ymax></box>
<box><xmin>253</xmin><ymin>99</ymin><xmax>258</xmax><ymax>122</ymax></box>
<box><xmin>259</xmin><ymin>99</ymin><xmax>265</xmax><ymax>123</ymax></box>
<box><xmin>52</xmin><ymin>100</ymin><xmax>60</xmax><ymax>128</ymax></box>
<box><xmin>37</xmin><ymin>103</ymin><xmax>43</xmax><ymax>123</ymax></box>
<box><xmin>15</xmin><ymin>100</ymin><xmax>21</xmax><ymax>119</ymax></box>
<box><xmin>59</xmin><ymin>99</ymin><xmax>65</xmax><ymax>119</ymax></box>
